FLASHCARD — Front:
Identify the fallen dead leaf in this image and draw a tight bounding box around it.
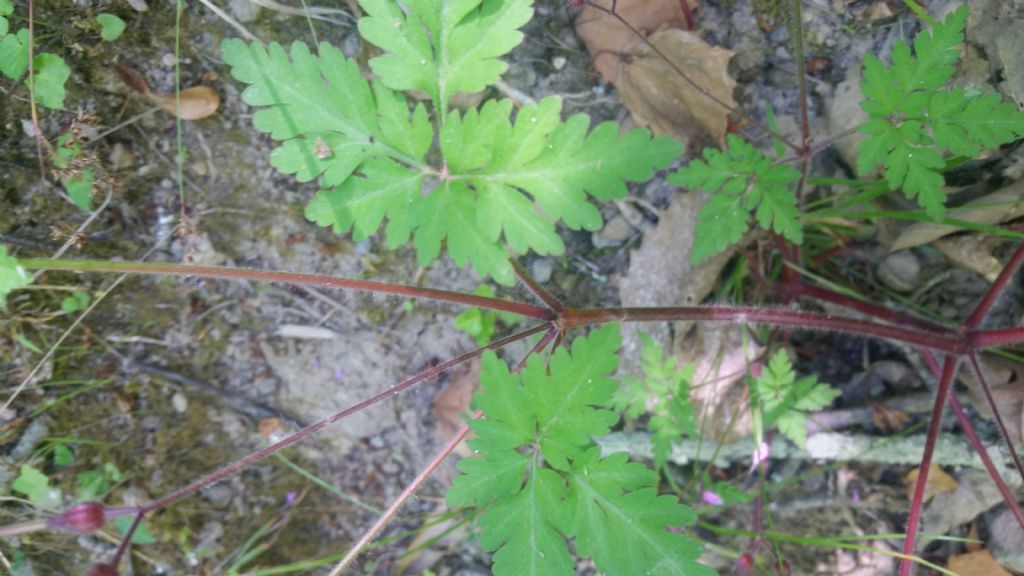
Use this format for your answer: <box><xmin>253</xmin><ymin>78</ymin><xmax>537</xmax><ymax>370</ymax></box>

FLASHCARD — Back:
<box><xmin>871</xmin><ymin>404</ymin><xmax>911</xmax><ymax>432</ymax></box>
<box><xmin>617</xmin><ymin>27</ymin><xmax>736</xmax><ymax>147</ymax></box>
<box><xmin>148</xmin><ymin>86</ymin><xmax>221</xmax><ymax>120</ymax></box>
<box><xmin>115</xmin><ymin>63</ymin><xmax>220</xmax><ymax>120</ymax></box>
<box><xmin>575</xmin><ymin>0</ymin><xmax>698</xmax><ymax>84</ymax></box>
<box><xmin>905</xmin><ymin>463</ymin><xmax>958</xmax><ymax>503</ymax></box>
<box><xmin>959</xmin><ymin>353</ymin><xmax>1024</xmax><ymax>445</ymax></box>
<box><xmin>948</xmin><ymin>549</ymin><xmax>1013</xmax><ymax>576</ymax></box>
<box><xmin>432</xmin><ymin>358</ymin><xmax>479</xmax><ymax>457</ymax></box>
<box><xmin>923</xmin><ymin>470</ymin><xmax>1008</xmax><ymax>536</ymax></box>
<box><xmin>890</xmin><ymin>179</ymin><xmax>1024</xmax><ymax>251</ymax></box>
<box><xmin>935</xmin><ymin>234</ymin><xmax>1004</xmax><ymax>282</ymax></box>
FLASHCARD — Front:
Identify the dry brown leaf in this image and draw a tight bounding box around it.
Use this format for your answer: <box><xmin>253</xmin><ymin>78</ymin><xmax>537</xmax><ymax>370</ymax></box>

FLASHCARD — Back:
<box><xmin>432</xmin><ymin>358</ymin><xmax>479</xmax><ymax>457</ymax></box>
<box><xmin>575</xmin><ymin>0</ymin><xmax>697</xmax><ymax>84</ymax></box>
<box><xmin>114</xmin><ymin>63</ymin><xmax>151</xmax><ymax>95</ymax></box>
<box><xmin>905</xmin><ymin>464</ymin><xmax>958</xmax><ymax>503</ymax></box>
<box><xmin>890</xmin><ymin>179</ymin><xmax>1024</xmax><ymax>251</ymax></box>
<box><xmin>948</xmin><ymin>550</ymin><xmax>1013</xmax><ymax>576</ymax></box>
<box><xmin>148</xmin><ymin>86</ymin><xmax>221</xmax><ymax>120</ymax></box>
<box><xmin>959</xmin><ymin>354</ymin><xmax>1024</xmax><ymax>445</ymax></box>
<box><xmin>935</xmin><ymin>234</ymin><xmax>1004</xmax><ymax>282</ymax></box>
<box><xmin>871</xmin><ymin>404</ymin><xmax>911</xmax><ymax>432</ymax></box>
<box><xmin>617</xmin><ymin>28</ymin><xmax>736</xmax><ymax>147</ymax></box>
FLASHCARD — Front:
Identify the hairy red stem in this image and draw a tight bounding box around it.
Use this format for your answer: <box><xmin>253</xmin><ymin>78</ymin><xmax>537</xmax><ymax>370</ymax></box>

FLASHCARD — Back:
<box><xmin>137</xmin><ymin>323</ymin><xmax>549</xmax><ymax>515</ymax></box>
<box><xmin>899</xmin><ymin>355</ymin><xmax>958</xmax><ymax>576</ymax></box>
<box><xmin>965</xmin><ymin>242</ymin><xmax>1024</xmax><ymax>329</ymax></box>
<box><xmin>19</xmin><ymin>259</ymin><xmax>554</xmax><ymax>321</ymax></box>
<box><xmin>563</xmin><ymin>306</ymin><xmax>965</xmax><ymax>352</ymax></box>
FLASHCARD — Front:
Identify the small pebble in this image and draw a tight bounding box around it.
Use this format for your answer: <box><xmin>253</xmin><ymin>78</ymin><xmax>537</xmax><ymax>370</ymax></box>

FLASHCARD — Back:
<box><xmin>592</xmin><ymin>215</ymin><xmax>633</xmax><ymax>249</ymax></box>
<box><xmin>552</xmin><ymin>56</ymin><xmax>567</xmax><ymax>71</ymax></box>
<box><xmin>172</xmin><ymin>392</ymin><xmax>188</xmax><ymax>413</ymax></box>
<box><xmin>531</xmin><ymin>258</ymin><xmax>553</xmax><ymax>284</ymax></box>
<box><xmin>877</xmin><ymin>250</ymin><xmax>921</xmax><ymax>292</ymax></box>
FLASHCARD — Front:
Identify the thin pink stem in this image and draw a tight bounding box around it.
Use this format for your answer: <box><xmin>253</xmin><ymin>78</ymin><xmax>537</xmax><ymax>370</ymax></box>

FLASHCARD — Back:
<box><xmin>139</xmin><ymin>323</ymin><xmax>550</xmax><ymax>515</ymax></box>
<box><xmin>947</xmin><ymin>394</ymin><xmax>1024</xmax><ymax>530</ymax></box>
<box><xmin>329</xmin><ymin>413</ymin><xmax>480</xmax><ymax>575</ymax></box>
<box><xmin>899</xmin><ymin>355</ymin><xmax>958</xmax><ymax>576</ymax></box>
<box><xmin>789</xmin><ymin>281</ymin><xmax>950</xmax><ymax>334</ymax></box>
<box><xmin>967</xmin><ymin>353</ymin><xmax>1024</xmax><ymax>484</ymax></box>
<box><xmin>969</xmin><ymin>327</ymin><xmax>1024</xmax><ymax>349</ymax></box>
<box><xmin>20</xmin><ymin>258</ymin><xmax>554</xmax><ymax>321</ymax></box>
<box><xmin>331</xmin><ymin>323</ymin><xmax>558</xmax><ymax>573</ymax></box>
<box><xmin>966</xmin><ymin>243</ymin><xmax>1024</xmax><ymax>329</ymax></box>
<box><xmin>564</xmin><ymin>307</ymin><xmax>965</xmax><ymax>353</ymax></box>
<box><xmin>512</xmin><ymin>258</ymin><xmax>564</xmax><ymax>313</ymax></box>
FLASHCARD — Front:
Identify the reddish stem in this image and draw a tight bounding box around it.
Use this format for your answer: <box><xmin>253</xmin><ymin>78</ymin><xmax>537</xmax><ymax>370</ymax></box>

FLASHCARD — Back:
<box><xmin>137</xmin><ymin>323</ymin><xmax>549</xmax><ymax>515</ymax></box>
<box><xmin>19</xmin><ymin>259</ymin><xmax>554</xmax><ymax>321</ymax></box>
<box><xmin>899</xmin><ymin>355</ymin><xmax>958</xmax><ymax>576</ymax></box>
<box><xmin>965</xmin><ymin>242</ymin><xmax>1024</xmax><ymax>329</ymax></box>
<box><xmin>967</xmin><ymin>353</ymin><xmax>1024</xmax><ymax>484</ymax></box>
<box><xmin>787</xmin><ymin>280</ymin><xmax>950</xmax><ymax>334</ymax></box>
<box><xmin>563</xmin><ymin>306</ymin><xmax>965</xmax><ymax>353</ymax></box>
<box><xmin>512</xmin><ymin>258</ymin><xmax>564</xmax><ymax>314</ymax></box>
<box><xmin>969</xmin><ymin>327</ymin><xmax>1024</xmax><ymax>349</ymax></box>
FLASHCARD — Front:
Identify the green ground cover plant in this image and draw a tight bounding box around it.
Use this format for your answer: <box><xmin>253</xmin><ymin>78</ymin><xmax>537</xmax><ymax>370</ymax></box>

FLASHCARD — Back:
<box><xmin>2</xmin><ymin>0</ymin><xmax>1024</xmax><ymax>574</ymax></box>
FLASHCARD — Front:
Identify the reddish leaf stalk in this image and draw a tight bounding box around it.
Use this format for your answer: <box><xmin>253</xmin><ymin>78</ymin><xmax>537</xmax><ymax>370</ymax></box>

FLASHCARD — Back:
<box><xmin>96</xmin><ymin>323</ymin><xmax>551</xmax><ymax>549</ymax></box>
<box><xmin>331</xmin><ymin>325</ymin><xmax>559</xmax><ymax>573</ymax></box>
<box><xmin>19</xmin><ymin>259</ymin><xmax>554</xmax><ymax>321</ymax></box>
<box><xmin>562</xmin><ymin>306</ymin><xmax>966</xmax><ymax>353</ymax></box>
<box><xmin>787</xmin><ymin>280</ymin><xmax>950</xmax><ymax>334</ymax></box>
<box><xmin>967</xmin><ymin>353</ymin><xmax>1024</xmax><ymax>484</ymax></box>
<box><xmin>899</xmin><ymin>355</ymin><xmax>958</xmax><ymax>576</ymax></box>
<box><xmin>965</xmin><ymin>242</ymin><xmax>1024</xmax><ymax>329</ymax></box>
<box><xmin>512</xmin><ymin>258</ymin><xmax>565</xmax><ymax>313</ymax></box>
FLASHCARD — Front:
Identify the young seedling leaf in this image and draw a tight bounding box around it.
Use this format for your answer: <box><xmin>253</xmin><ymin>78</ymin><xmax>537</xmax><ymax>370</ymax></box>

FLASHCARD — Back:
<box><xmin>357</xmin><ymin>0</ymin><xmax>533</xmax><ymax>114</ymax></box>
<box><xmin>0</xmin><ymin>0</ymin><xmax>12</xmax><ymax>36</ymax></box>
<box><xmin>448</xmin><ymin>325</ymin><xmax>709</xmax><ymax>575</ymax></box>
<box><xmin>30</xmin><ymin>53</ymin><xmax>71</xmax><ymax>109</ymax></box>
<box><xmin>613</xmin><ymin>333</ymin><xmax>696</xmax><ymax>470</ymax></box>
<box><xmin>753</xmin><ymin>350</ymin><xmax>839</xmax><ymax>448</ymax></box>
<box><xmin>96</xmin><ymin>13</ymin><xmax>126</xmax><ymax>42</ymax></box>
<box><xmin>669</xmin><ymin>134</ymin><xmax>801</xmax><ymax>264</ymax></box>
<box><xmin>0</xmin><ymin>28</ymin><xmax>28</xmax><ymax>80</ymax></box>
<box><xmin>0</xmin><ymin>245</ymin><xmax>31</xmax><ymax>307</ymax></box>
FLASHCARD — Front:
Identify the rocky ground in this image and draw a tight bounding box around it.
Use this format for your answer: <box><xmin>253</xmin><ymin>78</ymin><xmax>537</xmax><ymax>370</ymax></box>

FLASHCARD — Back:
<box><xmin>1</xmin><ymin>0</ymin><xmax>1023</xmax><ymax>574</ymax></box>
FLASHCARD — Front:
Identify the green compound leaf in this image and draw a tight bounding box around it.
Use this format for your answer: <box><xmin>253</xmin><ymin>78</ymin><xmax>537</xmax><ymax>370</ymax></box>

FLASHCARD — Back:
<box><xmin>447</xmin><ymin>325</ymin><xmax>710</xmax><ymax>576</ymax></box>
<box><xmin>357</xmin><ymin>0</ymin><xmax>533</xmax><ymax>115</ymax></box>
<box><xmin>30</xmin><ymin>52</ymin><xmax>71</xmax><ymax>109</ymax></box>
<box><xmin>0</xmin><ymin>245</ymin><xmax>32</xmax><ymax>307</ymax></box>
<box><xmin>613</xmin><ymin>333</ymin><xmax>696</xmax><ymax>470</ymax></box>
<box><xmin>96</xmin><ymin>13</ymin><xmax>126</xmax><ymax>42</ymax></box>
<box><xmin>753</xmin><ymin>350</ymin><xmax>839</xmax><ymax>448</ymax></box>
<box><xmin>857</xmin><ymin>6</ymin><xmax>1024</xmax><ymax>219</ymax></box>
<box><xmin>225</xmin><ymin>39</ymin><xmax>679</xmax><ymax>285</ymax></box>
<box><xmin>568</xmin><ymin>449</ymin><xmax>715</xmax><ymax>576</ymax></box>
<box><xmin>669</xmin><ymin>133</ymin><xmax>801</xmax><ymax>265</ymax></box>
<box><xmin>437</xmin><ymin>96</ymin><xmax>681</xmax><ymax>282</ymax></box>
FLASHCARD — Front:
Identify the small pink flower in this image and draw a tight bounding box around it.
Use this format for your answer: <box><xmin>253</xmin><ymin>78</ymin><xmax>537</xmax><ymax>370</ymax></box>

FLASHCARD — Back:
<box><xmin>701</xmin><ymin>490</ymin><xmax>724</xmax><ymax>506</ymax></box>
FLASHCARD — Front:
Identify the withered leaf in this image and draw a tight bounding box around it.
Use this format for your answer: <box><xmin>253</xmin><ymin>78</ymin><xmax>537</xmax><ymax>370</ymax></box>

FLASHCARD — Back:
<box><xmin>905</xmin><ymin>463</ymin><xmax>958</xmax><ymax>503</ymax></box>
<box><xmin>617</xmin><ymin>28</ymin><xmax>736</xmax><ymax>147</ymax></box>
<box><xmin>148</xmin><ymin>86</ymin><xmax>221</xmax><ymax>120</ymax></box>
<box><xmin>575</xmin><ymin>0</ymin><xmax>698</xmax><ymax>84</ymax></box>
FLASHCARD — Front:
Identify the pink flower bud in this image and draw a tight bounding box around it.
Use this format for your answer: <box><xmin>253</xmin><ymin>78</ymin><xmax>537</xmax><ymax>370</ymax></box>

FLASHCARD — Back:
<box><xmin>749</xmin><ymin>362</ymin><xmax>764</xmax><ymax>379</ymax></box>
<box><xmin>87</xmin><ymin>563</ymin><xmax>119</xmax><ymax>576</ymax></box>
<box><xmin>47</xmin><ymin>501</ymin><xmax>106</xmax><ymax>533</ymax></box>
<box><xmin>701</xmin><ymin>490</ymin><xmax>724</xmax><ymax>506</ymax></box>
